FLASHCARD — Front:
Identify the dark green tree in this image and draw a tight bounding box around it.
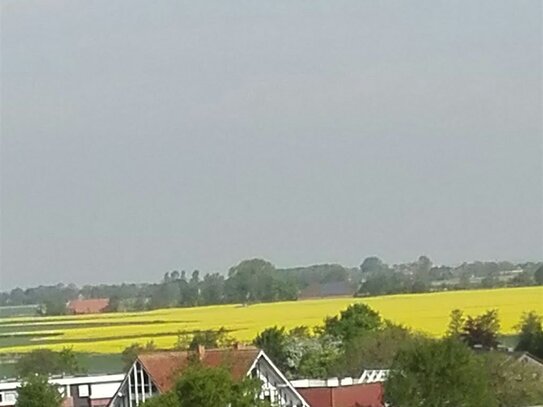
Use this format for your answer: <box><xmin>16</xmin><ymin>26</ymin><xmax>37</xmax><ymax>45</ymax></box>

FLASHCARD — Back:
<box><xmin>254</xmin><ymin>327</ymin><xmax>288</xmax><ymax>371</ymax></box>
<box><xmin>535</xmin><ymin>265</ymin><xmax>543</xmax><ymax>285</ymax></box>
<box><xmin>225</xmin><ymin>259</ymin><xmax>296</xmax><ymax>303</ymax></box>
<box><xmin>200</xmin><ymin>273</ymin><xmax>225</xmax><ymax>304</ymax></box>
<box><xmin>15</xmin><ymin>375</ymin><xmax>62</xmax><ymax>407</ymax></box>
<box><xmin>460</xmin><ymin>310</ymin><xmax>500</xmax><ymax>350</ymax></box>
<box><xmin>16</xmin><ymin>348</ymin><xmax>82</xmax><ymax>377</ymax></box>
<box><xmin>322</xmin><ymin>303</ymin><xmax>382</xmax><ymax>341</ymax></box>
<box><xmin>446</xmin><ymin>309</ymin><xmax>465</xmax><ymax>338</ymax></box>
<box><xmin>360</xmin><ymin>257</ymin><xmax>387</xmax><ymax>274</ymax></box>
<box><xmin>385</xmin><ymin>338</ymin><xmax>496</xmax><ymax>407</ymax></box>
<box><xmin>515</xmin><ymin>311</ymin><xmax>543</xmax><ymax>359</ymax></box>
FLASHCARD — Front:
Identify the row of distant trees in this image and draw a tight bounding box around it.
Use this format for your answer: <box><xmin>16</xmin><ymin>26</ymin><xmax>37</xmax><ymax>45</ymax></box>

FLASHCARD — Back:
<box><xmin>1</xmin><ymin>257</ymin><xmax>542</xmax><ymax>315</ymax></box>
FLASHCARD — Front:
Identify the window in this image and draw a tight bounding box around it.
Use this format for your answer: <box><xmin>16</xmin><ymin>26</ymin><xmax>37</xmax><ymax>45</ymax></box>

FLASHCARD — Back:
<box><xmin>78</xmin><ymin>385</ymin><xmax>90</xmax><ymax>397</ymax></box>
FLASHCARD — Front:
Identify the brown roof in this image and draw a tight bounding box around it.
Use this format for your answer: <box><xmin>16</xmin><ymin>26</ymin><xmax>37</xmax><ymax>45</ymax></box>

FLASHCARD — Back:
<box><xmin>138</xmin><ymin>347</ymin><xmax>261</xmax><ymax>392</ymax></box>
<box><xmin>67</xmin><ymin>298</ymin><xmax>109</xmax><ymax>314</ymax></box>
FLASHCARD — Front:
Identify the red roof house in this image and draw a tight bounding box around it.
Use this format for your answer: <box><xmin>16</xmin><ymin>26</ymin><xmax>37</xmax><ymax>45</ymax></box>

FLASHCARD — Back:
<box><xmin>67</xmin><ymin>298</ymin><xmax>109</xmax><ymax>315</ymax></box>
<box><xmin>137</xmin><ymin>346</ymin><xmax>261</xmax><ymax>392</ymax></box>
<box><xmin>108</xmin><ymin>346</ymin><xmax>310</xmax><ymax>407</ymax></box>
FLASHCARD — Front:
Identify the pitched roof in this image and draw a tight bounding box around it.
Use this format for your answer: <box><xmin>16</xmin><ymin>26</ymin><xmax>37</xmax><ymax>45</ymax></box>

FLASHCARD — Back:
<box><xmin>67</xmin><ymin>298</ymin><xmax>109</xmax><ymax>314</ymax></box>
<box><xmin>137</xmin><ymin>347</ymin><xmax>261</xmax><ymax>392</ymax></box>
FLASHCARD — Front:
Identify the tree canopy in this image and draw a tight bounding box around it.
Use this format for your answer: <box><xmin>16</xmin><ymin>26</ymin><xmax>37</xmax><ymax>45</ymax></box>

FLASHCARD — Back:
<box><xmin>15</xmin><ymin>375</ymin><xmax>62</xmax><ymax>407</ymax></box>
<box><xmin>16</xmin><ymin>348</ymin><xmax>82</xmax><ymax>377</ymax></box>
<box><xmin>385</xmin><ymin>338</ymin><xmax>496</xmax><ymax>407</ymax></box>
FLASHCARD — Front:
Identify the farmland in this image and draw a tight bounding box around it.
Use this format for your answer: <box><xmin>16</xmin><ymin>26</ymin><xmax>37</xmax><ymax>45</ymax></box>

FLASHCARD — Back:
<box><xmin>0</xmin><ymin>286</ymin><xmax>541</xmax><ymax>354</ymax></box>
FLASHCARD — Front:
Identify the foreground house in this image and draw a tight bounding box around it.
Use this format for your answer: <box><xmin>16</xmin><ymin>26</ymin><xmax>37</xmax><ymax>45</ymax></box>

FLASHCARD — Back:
<box><xmin>108</xmin><ymin>346</ymin><xmax>309</xmax><ymax>407</ymax></box>
<box><xmin>0</xmin><ymin>374</ymin><xmax>124</xmax><ymax>407</ymax></box>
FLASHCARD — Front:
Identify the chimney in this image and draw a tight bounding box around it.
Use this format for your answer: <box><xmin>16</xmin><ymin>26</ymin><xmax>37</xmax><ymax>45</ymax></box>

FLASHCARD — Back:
<box><xmin>197</xmin><ymin>345</ymin><xmax>205</xmax><ymax>360</ymax></box>
<box><xmin>233</xmin><ymin>342</ymin><xmax>244</xmax><ymax>350</ymax></box>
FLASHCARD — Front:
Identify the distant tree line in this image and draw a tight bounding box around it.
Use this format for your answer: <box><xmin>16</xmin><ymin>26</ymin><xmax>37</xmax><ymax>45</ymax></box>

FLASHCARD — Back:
<box><xmin>1</xmin><ymin>258</ymin><xmax>541</xmax><ymax>315</ymax></box>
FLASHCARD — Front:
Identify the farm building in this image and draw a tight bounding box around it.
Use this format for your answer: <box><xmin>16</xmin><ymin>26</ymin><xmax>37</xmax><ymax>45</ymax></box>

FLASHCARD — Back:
<box><xmin>0</xmin><ymin>374</ymin><xmax>124</xmax><ymax>407</ymax></box>
<box><xmin>67</xmin><ymin>298</ymin><xmax>110</xmax><ymax>315</ymax></box>
<box><xmin>299</xmin><ymin>281</ymin><xmax>355</xmax><ymax>299</ymax></box>
<box><xmin>108</xmin><ymin>345</ymin><xmax>309</xmax><ymax>407</ymax></box>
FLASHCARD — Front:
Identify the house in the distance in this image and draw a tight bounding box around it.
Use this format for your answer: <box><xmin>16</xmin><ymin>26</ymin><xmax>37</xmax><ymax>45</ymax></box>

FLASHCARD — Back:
<box><xmin>299</xmin><ymin>281</ymin><xmax>355</xmax><ymax>300</ymax></box>
<box><xmin>67</xmin><ymin>298</ymin><xmax>110</xmax><ymax>315</ymax></box>
<box><xmin>108</xmin><ymin>345</ymin><xmax>309</xmax><ymax>407</ymax></box>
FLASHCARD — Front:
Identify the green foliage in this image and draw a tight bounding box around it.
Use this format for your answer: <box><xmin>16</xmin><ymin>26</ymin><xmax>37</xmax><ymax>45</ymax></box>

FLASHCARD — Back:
<box><xmin>15</xmin><ymin>375</ymin><xmax>62</xmax><ymax>407</ymax></box>
<box><xmin>140</xmin><ymin>392</ymin><xmax>179</xmax><ymax>407</ymax></box>
<box><xmin>175</xmin><ymin>364</ymin><xmax>270</xmax><ymax>407</ymax></box>
<box><xmin>121</xmin><ymin>341</ymin><xmax>156</xmax><ymax>371</ymax></box>
<box><xmin>460</xmin><ymin>310</ymin><xmax>500</xmax><ymax>350</ymax></box>
<box><xmin>446</xmin><ymin>309</ymin><xmax>465</xmax><ymax>338</ymax></box>
<box><xmin>42</xmin><ymin>298</ymin><xmax>67</xmax><ymax>316</ymax></box>
<box><xmin>385</xmin><ymin>338</ymin><xmax>496</xmax><ymax>407</ymax></box>
<box><xmin>188</xmin><ymin>328</ymin><xmax>233</xmax><ymax>350</ymax></box>
<box><xmin>323</xmin><ymin>303</ymin><xmax>382</xmax><ymax>341</ymax></box>
<box><xmin>16</xmin><ymin>348</ymin><xmax>83</xmax><ymax>377</ymax></box>
<box><xmin>225</xmin><ymin>259</ymin><xmax>297</xmax><ymax>303</ymax></box>
<box><xmin>360</xmin><ymin>257</ymin><xmax>388</xmax><ymax>274</ymax></box>
<box><xmin>515</xmin><ymin>311</ymin><xmax>543</xmax><ymax>359</ymax></box>
<box><xmin>296</xmin><ymin>337</ymin><xmax>342</xmax><ymax>379</ymax></box>
<box><xmin>535</xmin><ymin>265</ymin><xmax>543</xmax><ymax>285</ymax></box>
<box><xmin>337</xmin><ymin>323</ymin><xmax>420</xmax><ymax>375</ymax></box>
<box><xmin>254</xmin><ymin>326</ymin><xmax>288</xmax><ymax>371</ymax></box>
<box><xmin>482</xmin><ymin>352</ymin><xmax>543</xmax><ymax>407</ymax></box>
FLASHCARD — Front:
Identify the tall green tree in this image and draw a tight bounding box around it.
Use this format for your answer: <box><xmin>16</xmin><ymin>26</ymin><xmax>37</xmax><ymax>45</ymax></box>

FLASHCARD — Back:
<box><xmin>15</xmin><ymin>375</ymin><xmax>62</xmax><ymax>407</ymax></box>
<box><xmin>535</xmin><ymin>264</ymin><xmax>543</xmax><ymax>285</ymax></box>
<box><xmin>460</xmin><ymin>310</ymin><xmax>500</xmax><ymax>350</ymax></box>
<box><xmin>446</xmin><ymin>309</ymin><xmax>465</xmax><ymax>338</ymax></box>
<box><xmin>254</xmin><ymin>327</ymin><xmax>288</xmax><ymax>371</ymax></box>
<box><xmin>360</xmin><ymin>257</ymin><xmax>387</xmax><ymax>274</ymax></box>
<box><xmin>322</xmin><ymin>303</ymin><xmax>382</xmax><ymax>341</ymax></box>
<box><xmin>385</xmin><ymin>338</ymin><xmax>496</xmax><ymax>407</ymax></box>
<box><xmin>338</xmin><ymin>323</ymin><xmax>419</xmax><ymax>375</ymax></box>
<box><xmin>515</xmin><ymin>311</ymin><xmax>543</xmax><ymax>359</ymax></box>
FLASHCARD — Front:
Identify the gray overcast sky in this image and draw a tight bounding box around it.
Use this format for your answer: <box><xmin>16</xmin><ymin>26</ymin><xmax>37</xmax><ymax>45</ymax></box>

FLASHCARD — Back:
<box><xmin>1</xmin><ymin>0</ymin><xmax>542</xmax><ymax>289</ymax></box>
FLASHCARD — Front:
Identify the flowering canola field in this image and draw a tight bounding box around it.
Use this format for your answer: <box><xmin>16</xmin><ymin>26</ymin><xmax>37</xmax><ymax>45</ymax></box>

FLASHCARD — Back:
<box><xmin>0</xmin><ymin>286</ymin><xmax>541</xmax><ymax>354</ymax></box>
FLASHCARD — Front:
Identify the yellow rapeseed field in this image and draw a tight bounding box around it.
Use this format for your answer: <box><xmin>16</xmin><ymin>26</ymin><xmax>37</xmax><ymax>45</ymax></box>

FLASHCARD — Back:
<box><xmin>0</xmin><ymin>286</ymin><xmax>541</xmax><ymax>354</ymax></box>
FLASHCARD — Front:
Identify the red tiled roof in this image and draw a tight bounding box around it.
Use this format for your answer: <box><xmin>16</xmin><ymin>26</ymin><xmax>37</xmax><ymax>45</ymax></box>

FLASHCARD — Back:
<box><xmin>67</xmin><ymin>298</ymin><xmax>109</xmax><ymax>314</ymax></box>
<box><xmin>297</xmin><ymin>383</ymin><xmax>384</xmax><ymax>407</ymax></box>
<box><xmin>138</xmin><ymin>347</ymin><xmax>261</xmax><ymax>392</ymax></box>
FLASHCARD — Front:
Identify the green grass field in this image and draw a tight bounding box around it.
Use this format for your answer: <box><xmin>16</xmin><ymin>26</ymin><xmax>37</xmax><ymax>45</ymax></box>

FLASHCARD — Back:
<box><xmin>0</xmin><ymin>286</ymin><xmax>540</xmax><ymax>355</ymax></box>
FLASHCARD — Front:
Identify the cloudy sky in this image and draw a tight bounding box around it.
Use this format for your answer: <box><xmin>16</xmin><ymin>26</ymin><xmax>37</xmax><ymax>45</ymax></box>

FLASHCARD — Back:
<box><xmin>1</xmin><ymin>0</ymin><xmax>542</xmax><ymax>289</ymax></box>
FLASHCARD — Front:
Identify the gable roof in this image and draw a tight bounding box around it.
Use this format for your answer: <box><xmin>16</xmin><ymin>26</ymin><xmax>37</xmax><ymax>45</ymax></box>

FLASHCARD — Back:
<box><xmin>137</xmin><ymin>347</ymin><xmax>261</xmax><ymax>392</ymax></box>
<box><xmin>67</xmin><ymin>298</ymin><xmax>109</xmax><ymax>314</ymax></box>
